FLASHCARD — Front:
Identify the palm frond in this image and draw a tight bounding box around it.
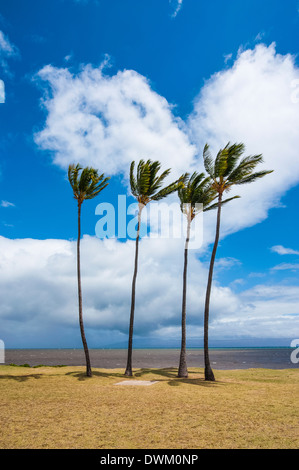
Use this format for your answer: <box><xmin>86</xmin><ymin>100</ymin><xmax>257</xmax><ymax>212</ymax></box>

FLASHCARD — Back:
<box><xmin>130</xmin><ymin>161</ymin><xmax>138</xmax><ymax>197</ymax></box>
<box><xmin>204</xmin><ymin>142</ymin><xmax>273</xmax><ymax>196</ymax></box>
<box><xmin>148</xmin><ymin>161</ymin><xmax>162</xmax><ymax>188</ymax></box>
<box><xmin>204</xmin><ymin>195</ymin><xmax>241</xmax><ymax>211</ymax></box>
<box><xmin>68</xmin><ymin>164</ymin><xmax>110</xmax><ymax>202</ymax></box>
<box><xmin>224</xmin><ymin>143</ymin><xmax>245</xmax><ymax>177</ymax></box>
<box><xmin>85</xmin><ymin>174</ymin><xmax>110</xmax><ymax>199</ymax></box>
<box><xmin>214</xmin><ymin>145</ymin><xmax>229</xmax><ymax>178</ymax></box>
<box><xmin>130</xmin><ymin>158</ymin><xmax>185</xmax><ymax>204</ymax></box>
<box><xmin>78</xmin><ymin>167</ymin><xmax>92</xmax><ymax>193</ymax></box>
<box><xmin>178</xmin><ymin>171</ymin><xmax>217</xmax><ymax>216</ymax></box>
<box><xmin>151</xmin><ymin>174</ymin><xmax>185</xmax><ymax>201</ymax></box>
<box><xmin>138</xmin><ymin>159</ymin><xmax>152</xmax><ymax>196</ymax></box>
<box><xmin>203</xmin><ymin>144</ymin><xmax>215</xmax><ymax>177</ymax></box>
<box><xmin>136</xmin><ymin>159</ymin><xmax>145</xmax><ymax>195</ymax></box>
<box><xmin>68</xmin><ymin>163</ymin><xmax>81</xmax><ymax>195</ymax></box>
<box><xmin>148</xmin><ymin>168</ymin><xmax>171</xmax><ymax>196</ymax></box>
<box><xmin>235</xmin><ymin>170</ymin><xmax>273</xmax><ymax>185</ymax></box>
<box><xmin>228</xmin><ymin>154</ymin><xmax>264</xmax><ymax>183</ymax></box>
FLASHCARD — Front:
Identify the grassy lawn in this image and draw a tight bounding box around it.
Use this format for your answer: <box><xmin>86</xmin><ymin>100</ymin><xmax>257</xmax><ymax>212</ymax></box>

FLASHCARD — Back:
<box><xmin>0</xmin><ymin>365</ymin><xmax>298</xmax><ymax>449</ymax></box>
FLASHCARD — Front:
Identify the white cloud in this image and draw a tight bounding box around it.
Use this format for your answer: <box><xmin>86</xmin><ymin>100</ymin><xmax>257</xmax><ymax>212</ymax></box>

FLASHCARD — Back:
<box><xmin>0</xmin><ymin>236</ymin><xmax>198</xmax><ymax>346</ymax></box>
<box><xmin>255</xmin><ymin>32</ymin><xmax>266</xmax><ymax>42</ymax></box>
<box><xmin>0</xmin><ymin>30</ymin><xmax>18</xmax><ymax>76</ymax></box>
<box><xmin>188</xmin><ymin>43</ymin><xmax>299</xmax><ymax>239</ymax></box>
<box><xmin>272</xmin><ymin>263</ymin><xmax>299</xmax><ymax>271</ymax></box>
<box><xmin>215</xmin><ymin>257</ymin><xmax>241</xmax><ymax>270</ymax></box>
<box><xmin>224</xmin><ymin>53</ymin><xmax>233</xmax><ymax>64</ymax></box>
<box><xmin>64</xmin><ymin>54</ymin><xmax>72</xmax><ymax>62</ymax></box>
<box><xmin>271</xmin><ymin>245</ymin><xmax>299</xmax><ymax>255</ymax></box>
<box><xmin>0</xmin><ymin>79</ymin><xmax>4</xmax><ymax>103</ymax></box>
<box><xmin>0</xmin><ymin>31</ymin><xmax>15</xmax><ymax>55</ymax></box>
<box><xmin>0</xmin><ymin>235</ymin><xmax>297</xmax><ymax>347</ymax></box>
<box><xmin>170</xmin><ymin>0</ymin><xmax>183</xmax><ymax>18</ymax></box>
<box><xmin>35</xmin><ymin>44</ymin><xmax>299</xmax><ymax>246</ymax></box>
<box><xmin>35</xmin><ymin>63</ymin><xmax>196</xmax><ymax>180</ymax></box>
<box><xmin>206</xmin><ymin>284</ymin><xmax>299</xmax><ymax>339</ymax></box>
<box><xmin>1</xmin><ymin>200</ymin><xmax>15</xmax><ymax>208</ymax></box>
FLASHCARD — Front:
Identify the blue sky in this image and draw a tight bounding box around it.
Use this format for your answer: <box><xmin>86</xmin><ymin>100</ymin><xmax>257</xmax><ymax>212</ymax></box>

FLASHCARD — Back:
<box><xmin>0</xmin><ymin>0</ymin><xmax>299</xmax><ymax>348</ymax></box>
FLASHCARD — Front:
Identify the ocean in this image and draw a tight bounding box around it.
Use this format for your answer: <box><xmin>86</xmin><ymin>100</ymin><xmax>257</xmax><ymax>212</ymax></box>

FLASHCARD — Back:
<box><xmin>4</xmin><ymin>347</ymin><xmax>298</xmax><ymax>370</ymax></box>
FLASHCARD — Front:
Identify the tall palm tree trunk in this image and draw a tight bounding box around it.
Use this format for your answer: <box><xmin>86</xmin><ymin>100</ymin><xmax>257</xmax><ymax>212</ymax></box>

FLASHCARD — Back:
<box><xmin>125</xmin><ymin>205</ymin><xmax>142</xmax><ymax>376</ymax></box>
<box><xmin>178</xmin><ymin>217</ymin><xmax>191</xmax><ymax>378</ymax></box>
<box><xmin>77</xmin><ymin>202</ymin><xmax>92</xmax><ymax>378</ymax></box>
<box><xmin>203</xmin><ymin>193</ymin><xmax>222</xmax><ymax>381</ymax></box>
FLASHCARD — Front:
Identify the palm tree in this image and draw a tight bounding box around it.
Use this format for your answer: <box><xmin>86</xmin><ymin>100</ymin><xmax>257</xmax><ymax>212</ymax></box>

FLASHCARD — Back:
<box><xmin>125</xmin><ymin>159</ymin><xmax>185</xmax><ymax>377</ymax></box>
<box><xmin>177</xmin><ymin>172</ymin><xmax>217</xmax><ymax>378</ymax></box>
<box><xmin>202</xmin><ymin>142</ymin><xmax>273</xmax><ymax>381</ymax></box>
<box><xmin>68</xmin><ymin>164</ymin><xmax>110</xmax><ymax>377</ymax></box>
<box><xmin>177</xmin><ymin>172</ymin><xmax>237</xmax><ymax>378</ymax></box>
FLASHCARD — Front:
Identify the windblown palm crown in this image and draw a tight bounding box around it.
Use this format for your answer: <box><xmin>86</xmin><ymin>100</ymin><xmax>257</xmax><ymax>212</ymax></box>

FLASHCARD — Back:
<box><xmin>203</xmin><ymin>142</ymin><xmax>272</xmax><ymax>195</ymax></box>
<box><xmin>68</xmin><ymin>164</ymin><xmax>110</xmax><ymax>204</ymax></box>
<box><xmin>178</xmin><ymin>171</ymin><xmax>217</xmax><ymax>219</ymax></box>
<box><xmin>130</xmin><ymin>159</ymin><xmax>185</xmax><ymax>206</ymax></box>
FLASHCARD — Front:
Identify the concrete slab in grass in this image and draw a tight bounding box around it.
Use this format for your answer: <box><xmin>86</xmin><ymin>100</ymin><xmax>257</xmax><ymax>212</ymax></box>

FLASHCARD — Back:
<box><xmin>114</xmin><ymin>380</ymin><xmax>158</xmax><ymax>386</ymax></box>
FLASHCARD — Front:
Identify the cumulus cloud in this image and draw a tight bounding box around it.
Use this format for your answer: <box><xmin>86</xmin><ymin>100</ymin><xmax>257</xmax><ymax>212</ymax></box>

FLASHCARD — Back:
<box><xmin>0</xmin><ymin>235</ymin><xmax>204</xmax><ymax>346</ymax></box>
<box><xmin>209</xmin><ymin>284</ymin><xmax>299</xmax><ymax>340</ymax></box>
<box><xmin>35</xmin><ymin>43</ymin><xmax>299</xmax><ymax>246</ymax></box>
<box><xmin>34</xmin><ymin>63</ymin><xmax>196</xmax><ymax>180</ymax></box>
<box><xmin>189</xmin><ymin>43</ymin><xmax>299</xmax><ymax>239</ymax></box>
<box><xmin>0</xmin><ymin>235</ymin><xmax>297</xmax><ymax>347</ymax></box>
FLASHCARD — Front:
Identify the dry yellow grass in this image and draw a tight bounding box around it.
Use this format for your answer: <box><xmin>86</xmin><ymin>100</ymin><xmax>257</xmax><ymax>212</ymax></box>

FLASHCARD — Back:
<box><xmin>0</xmin><ymin>365</ymin><xmax>298</xmax><ymax>449</ymax></box>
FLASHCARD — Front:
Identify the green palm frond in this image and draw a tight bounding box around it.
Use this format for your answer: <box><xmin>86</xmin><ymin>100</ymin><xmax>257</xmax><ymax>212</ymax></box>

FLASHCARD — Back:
<box><xmin>130</xmin><ymin>159</ymin><xmax>185</xmax><ymax>205</ymax></box>
<box><xmin>228</xmin><ymin>154</ymin><xmax>264</xmax><ymax>183</ymax></box>
<box><xmin>148</xmin><ymin>161</ymin><xmax>162</xmax><ymax>188</ymax></box>
<box><xmin>130</xmin><ymin>161</ymin><xmax>138</xmax><ymax>198</ymax></box>
<box><xmin>151</xmin><ymin>175</ymin><xmax>185</xmax><ymax>201</ymax></box>
<box><xmin>85</xmin><ymin>173</ymin><xmax>110</xmax><ymax>199</ymax></box>
<box><xmin>203</xmin><ymin>144</ymin><xmax>214</xmax><ymax>177</ymax></box>
<box><xmin>204</xmin><ymin>142</ymin><xmax>273</xmax><ymax>198</ymax></box>
<box><xmin>214</xmin><ymin>145</ymin><xmax>229</xmax><ymax>178</ymax></box>
<box><xmin>68</xmin><ymin>164</ymin><xmax>110</xmax><ymax>203</ymax></box>
<box><xmin>223</xmin><ymin>143</ymin><xmax>245</xmax><ymax>177</ymax></box>
<box><xmin>178</xmin><ymin>171</ymin><xmax>217</xmax><ymax>218</ymax></box>
<box><xmin>148</xmin><ymin>168</ymin><xmax>171</xmax><ymax>196</ymax></box>
<box><xmin>235</xmin><ymin>170</ymin><xmax>274</xmax><ymax>185</ymax></box>
<box><xmin>68</xmin><ymin>163</ymin><xmax>81</xmax><ymax>195</ymax></box>
<box><xmin>213</xmin><ymin>142</ymin><xmax>246</xmax><ymax>178</ymax></box>
<box><xmin>140</xmin><ymin>161</ymin><xmax>152</xmax><ymax>195</ymax></box>
<box><xmin>136</xmin><ymin>159</ymin><xmax>145</xmax><ymax>195</ymax></box>
<box><xmin>204</xmin><ymin>195</ymin><xmax>241</xmax><ymax>212</ymax></box>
